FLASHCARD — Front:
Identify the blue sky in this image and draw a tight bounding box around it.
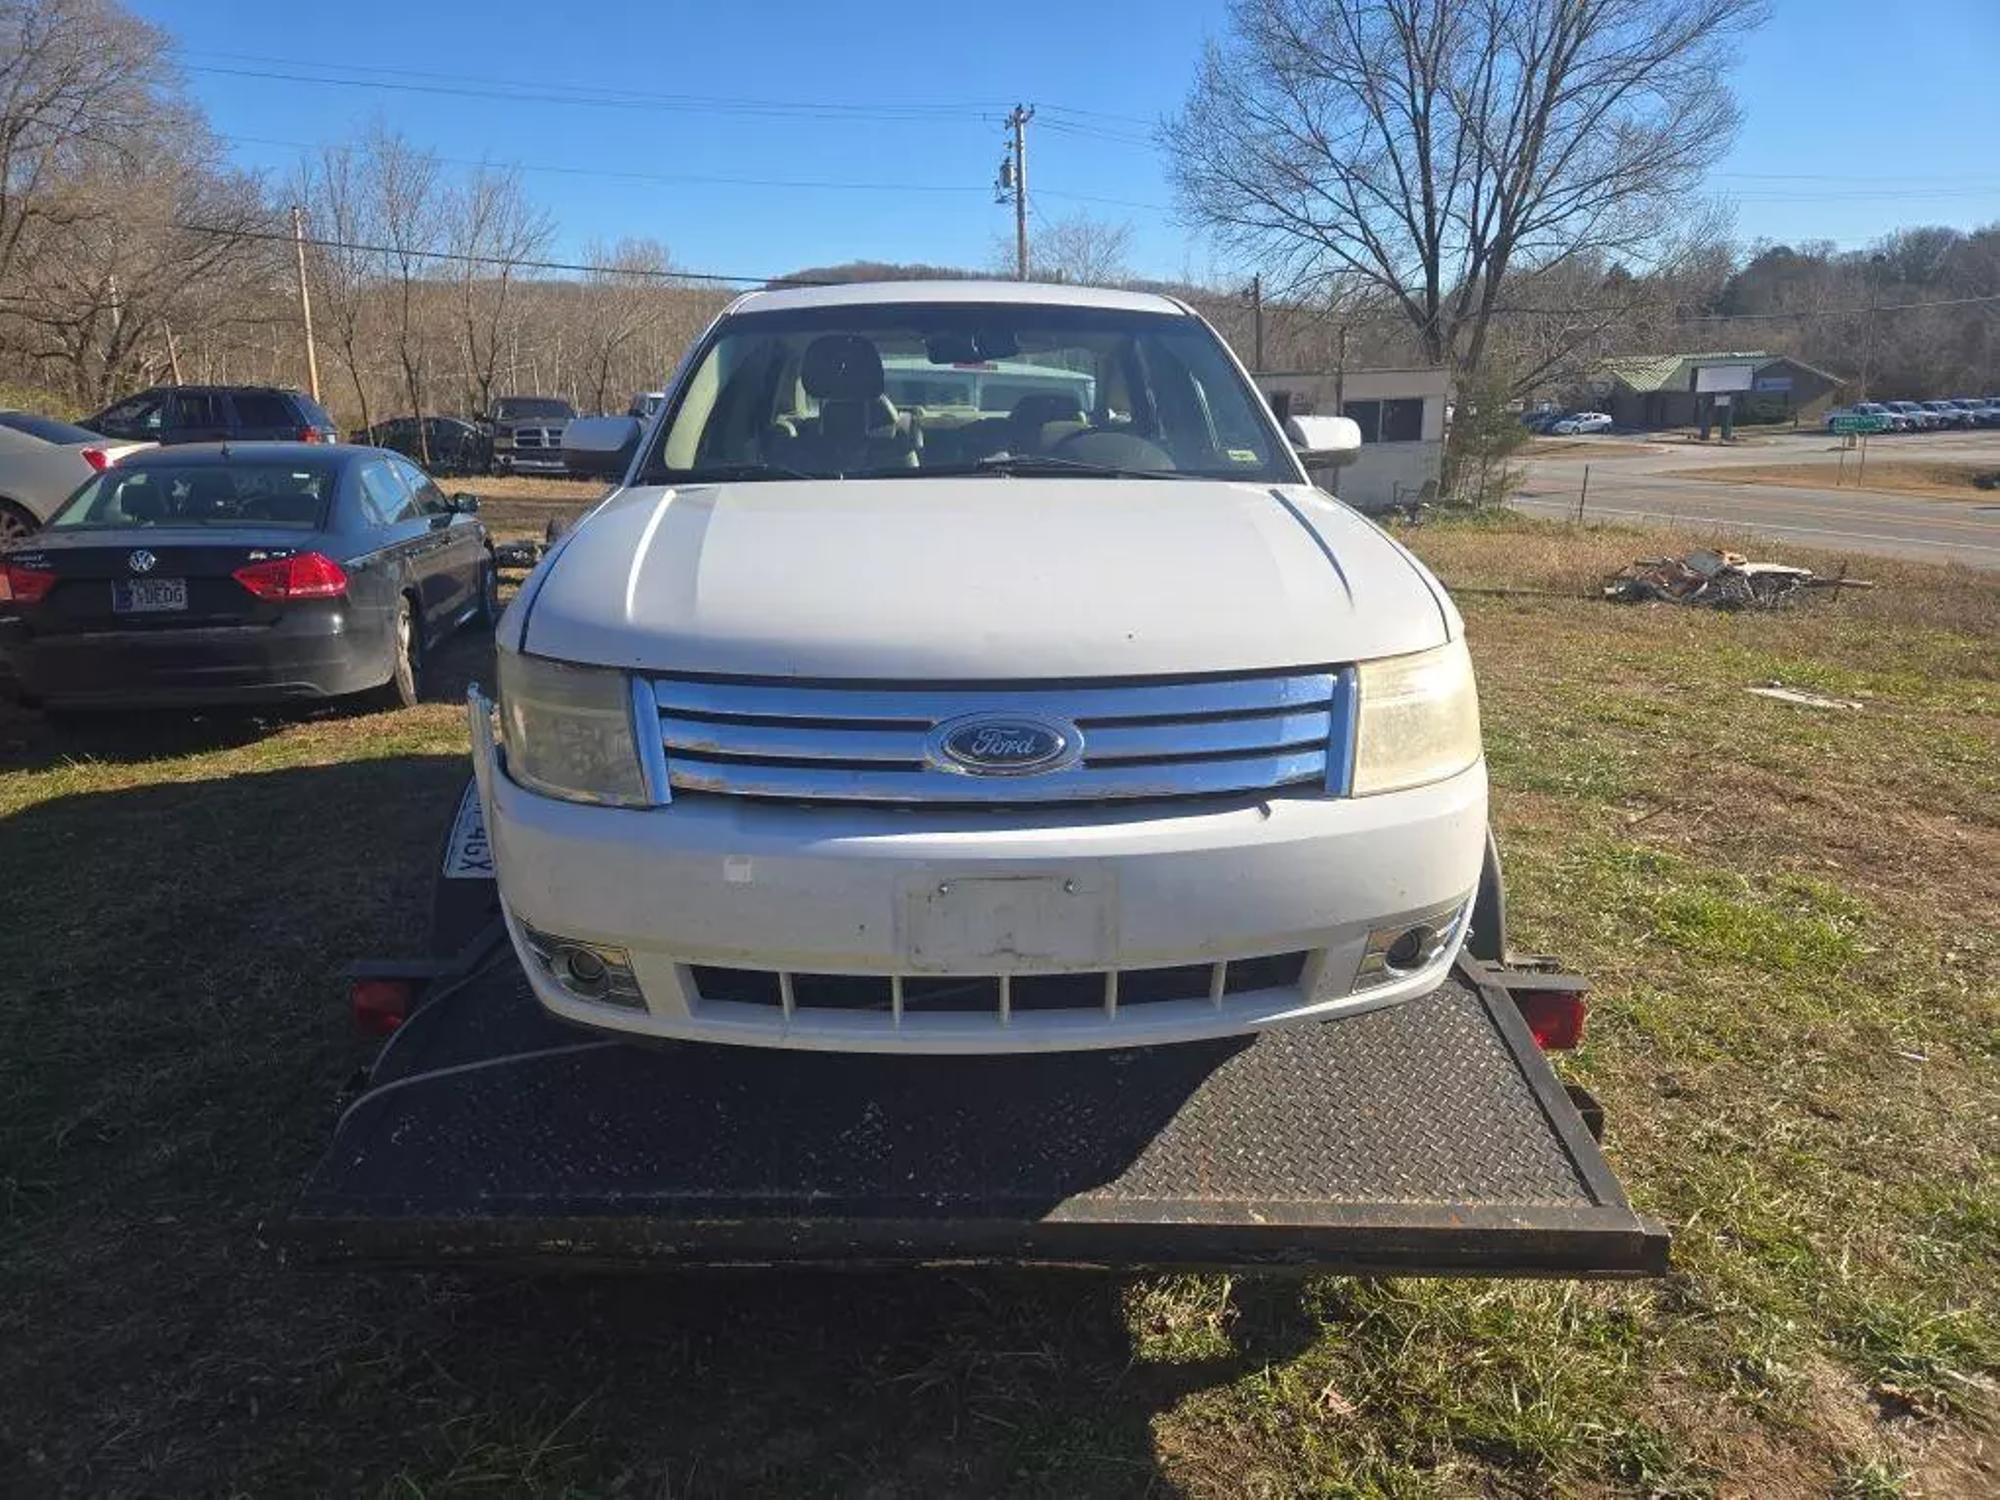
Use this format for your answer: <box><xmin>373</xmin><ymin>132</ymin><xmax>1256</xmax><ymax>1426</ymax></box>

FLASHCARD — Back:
<box><xmin>135</xmin><ymin>0</ymin><xmax>2000</xmax><ymax>284</ymax></box>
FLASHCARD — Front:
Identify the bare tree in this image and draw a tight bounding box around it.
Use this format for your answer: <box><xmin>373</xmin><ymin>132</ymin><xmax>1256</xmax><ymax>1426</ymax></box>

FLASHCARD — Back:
<box><xmin>1029</xmin><ymin>212</ymin><xmax>1135</xmax><ymax>286</ymax></box>
<box><xmin>576</xmin><ymin>237</ymin><xmax>673</xmax><ymax>413</ymax></box>
<box><xmin>5</xmin><ymin>83</ymin><xmax>273</xmax><ymax>406</ymax></box>
<box><xmin>297</xmin><ymin>144</ymin><xmax>381</xmax><ymax>432</ymax></box>
<box><xmin>446</xmin><ymin>164</ymin><xmax>554</xmax><ymax>417</ymax></box>
<box><xmin>1168</xmin><ymin>0</ymin><xmax>1767</xmax><ymax>375</ymax></box>
<box><xmin>364</xmin><ymin>126</ymin><xmax>443</xmax><ymax>449</ymax></box>
<box><xmin>0</xmin><ymin>0</ymin><xmax>173</xmax><ymax>294</ymax></box>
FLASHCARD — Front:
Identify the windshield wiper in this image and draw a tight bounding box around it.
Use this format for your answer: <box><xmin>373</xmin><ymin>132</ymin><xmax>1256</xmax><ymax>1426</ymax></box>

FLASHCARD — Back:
<box><xmin>952</xmin><ymin>453</ymin><xmax>1196</xmax><ymax>480</ymax></box>
<box><xmin>666</xmin><ymin>461</ymin><xmax>814</xmax><ymax>484</ymax></box>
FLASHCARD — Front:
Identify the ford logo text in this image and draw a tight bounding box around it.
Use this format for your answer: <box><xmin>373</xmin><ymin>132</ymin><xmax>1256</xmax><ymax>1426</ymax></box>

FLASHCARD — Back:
<box><xmin>928</xmin><ymin>713</ymin><xmax>1081</xmax><ymax>777</ymax></box>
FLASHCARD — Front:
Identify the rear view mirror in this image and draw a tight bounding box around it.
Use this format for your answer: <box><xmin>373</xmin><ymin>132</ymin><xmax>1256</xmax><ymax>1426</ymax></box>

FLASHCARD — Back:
<box><xmin>562</xmin><ymin>416</ymin><xmax>642</xmax><ymax>479</ymax></box>
<box><xmin>1285</xmin><ymin>414</ymin><xmax>1362</xmax><ymax>467</ymax></box>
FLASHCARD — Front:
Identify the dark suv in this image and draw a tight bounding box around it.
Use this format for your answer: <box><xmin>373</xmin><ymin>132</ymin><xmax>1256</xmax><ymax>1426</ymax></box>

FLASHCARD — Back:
<box><xmin>83</xmin><ymin>386</ymin><xmax>340</xmax><ymax>446</ymax></box>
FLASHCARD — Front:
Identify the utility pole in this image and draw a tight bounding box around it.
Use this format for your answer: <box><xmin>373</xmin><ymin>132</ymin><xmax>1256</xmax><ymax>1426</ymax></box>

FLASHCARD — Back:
<box><xmin>1334</xmin><ymin>323</ymin><xmax>1349</xmax><ymax>412</ymax></box>
<box><xmin>291</xmin><ymin>204</ymin><xmax>322</xmax><ymax>402</ymax></box>
<box><xmin>997</xmin><ymin>104</ymin><xmax>1034</xmax><ymax>281</ymax></box>
<box><xmin>1251</xmin><ymin>274</ymin><xmax>1265</xmax><ymax>371</ymax></box>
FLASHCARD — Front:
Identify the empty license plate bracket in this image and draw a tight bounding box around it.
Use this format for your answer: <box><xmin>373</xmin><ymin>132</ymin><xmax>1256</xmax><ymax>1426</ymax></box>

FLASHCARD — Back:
<box><xmin>899</xmin><ymin>873</ymin><xmax>1114</xmax><ymax>971</ymax></box>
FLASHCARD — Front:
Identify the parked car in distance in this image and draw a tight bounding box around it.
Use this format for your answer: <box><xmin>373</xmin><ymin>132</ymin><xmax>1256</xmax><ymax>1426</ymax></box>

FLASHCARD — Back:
<box><xmin>82</xmin><ymin>385</ymin><xmax>339</xmax><ymax>447</ymax></box>
<box><xmin>1920</xmin><ymin>400</ymin><xmax>1976</xmax><ymax>430</ymax></box>
<box><xmin>485</xmin><ymin>395</ymin><xmax>574</xmax><ymax>474</ymax></box>
<box><xmin>1548</xmin><ymin>411</ymin><xmax>1613</xmax><ymax>435</ymax></box>
<box><xmin>353</xmin><ymin>415</ymin><xmax>491</xmax><ymax>475</ymax></box>
<box><xmin>0</xmin><ymin>411</ymin><xmax>152</xmax><ymax>542</ymax></box>
<box><xmin>1948</xmin><ymin>398</ymin><xmax>1999</xmax><ymax>427</ymax></box>
<box><xmin>0</xmin><ymin>444</ymin><xmax>495</xmax><ymax>711</ymax></box>
<box><xmin>1881</xmin><ymin>400</ymin><xmax>1936</xmax><ymax>431</ymax></box>
<box><xmin>1519</xmin><ymin>408</ymin><xmax>1565</xmax><ymax>434</ymax></box>
<box><xmin>481</xmin><ymin>280</ymin><xmax>1481</xmax><ymax>1055</ymax></box>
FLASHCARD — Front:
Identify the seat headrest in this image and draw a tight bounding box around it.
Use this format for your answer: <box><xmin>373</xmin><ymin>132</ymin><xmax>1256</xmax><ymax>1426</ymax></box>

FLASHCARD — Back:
<box><xmin>1011</xmin><ymin>392</ymin><xmax>1085</xmax><ymax>427</ymax></box>
<box><xmin>119</xmin><ymin>480</ymin><xmax>165</xmax><ymax>521</ymax></box>
<box><xmin>801</xmin><ymin>336</ymin><xmax>885</xmax><ymax>402</ymax></box>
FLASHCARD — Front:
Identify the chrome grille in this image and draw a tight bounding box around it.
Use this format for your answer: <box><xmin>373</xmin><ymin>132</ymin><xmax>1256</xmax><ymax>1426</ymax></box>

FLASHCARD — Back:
<box><xmin>644</xmin><ymin>668</ymin><xmax>1355</xmax><ymax>804</ymax></box>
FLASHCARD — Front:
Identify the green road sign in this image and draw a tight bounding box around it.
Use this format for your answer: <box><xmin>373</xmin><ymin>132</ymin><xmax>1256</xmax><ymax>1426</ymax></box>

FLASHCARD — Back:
<box><xmin>1831</xmin><ymin>413</ymin><xmax>1890</xmax><ymax>434</ymax></box>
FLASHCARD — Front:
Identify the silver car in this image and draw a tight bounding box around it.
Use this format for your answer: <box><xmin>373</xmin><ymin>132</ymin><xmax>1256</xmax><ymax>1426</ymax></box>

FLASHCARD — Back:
<box><xmin>0</xmin><ymin>411</ymin><xmax>151</xmax><ymax>541</ymax></box>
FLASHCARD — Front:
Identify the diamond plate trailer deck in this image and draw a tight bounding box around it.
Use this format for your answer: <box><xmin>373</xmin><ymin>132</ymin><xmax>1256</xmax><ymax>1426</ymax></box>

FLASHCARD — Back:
<box><xmin>285</xmin><ymin>787</ymin><xmax>1668</xmax><ymax>1277</ymax></box>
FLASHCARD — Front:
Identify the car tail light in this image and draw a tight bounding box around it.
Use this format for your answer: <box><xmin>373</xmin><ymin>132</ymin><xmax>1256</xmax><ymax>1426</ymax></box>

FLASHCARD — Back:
<box><xmin>298</xmin><ymin>425</ymin><xmax>334</xmax><ymax>444</ymax></box>
<box><xmin>81</xmin><ymin>448</ymin><xmax>112</xmax><ymax>471</ymax></box>
<box><xmin>232</xmin><ymin>551</ymin><xmax>348</xmax><ymax>601</ymax></box>
<box><xmin>0</xmin><ymin>562</ymin><xmax>57</xmax><ymax>605</ymax></box>
<box><xmin>1513</xmin><ymin>987</ymin><xmax>1587</xmax><ymax>1051</ymax></box>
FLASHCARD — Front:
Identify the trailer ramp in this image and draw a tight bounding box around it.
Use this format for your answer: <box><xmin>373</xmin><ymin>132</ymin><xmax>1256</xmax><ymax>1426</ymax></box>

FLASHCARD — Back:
<box><xmin>292</xmin><ymin>946</ymin><xmax>1666</xmax><ymax>1276</ymax></box>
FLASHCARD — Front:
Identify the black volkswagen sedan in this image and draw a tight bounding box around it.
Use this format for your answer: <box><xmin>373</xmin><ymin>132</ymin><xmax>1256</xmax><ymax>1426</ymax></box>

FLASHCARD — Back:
<box><xmin>0</xmin><ymin>444</ymin><xmax>496</xmax><ymax>711</ymax></box>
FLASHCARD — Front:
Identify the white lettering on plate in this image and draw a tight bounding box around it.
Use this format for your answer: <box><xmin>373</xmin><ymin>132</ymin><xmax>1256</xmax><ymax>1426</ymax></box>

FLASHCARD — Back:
<box><xmin>442</xmin><ymin>781</ymin><xmax>495</xmax><ymax>879</ymax></box>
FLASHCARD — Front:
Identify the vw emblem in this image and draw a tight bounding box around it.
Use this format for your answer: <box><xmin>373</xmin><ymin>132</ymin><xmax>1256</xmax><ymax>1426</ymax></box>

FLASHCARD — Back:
<box><xmin>127</xmin><ymin>549</ymin><xmax>157</xmax><ymax>574</ymax></box>
<box><xmin>927</xmin><ymin>713</ymin><xmax>1080</xmax><ymax>777</ymax></box>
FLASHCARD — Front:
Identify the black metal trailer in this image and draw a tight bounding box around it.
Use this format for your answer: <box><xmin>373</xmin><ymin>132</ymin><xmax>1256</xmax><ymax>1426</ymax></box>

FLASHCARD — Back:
<box><xmin>287</xmin><ymin>786</ymin><xmax>1668</xmax><ymax>1277</ymax></box>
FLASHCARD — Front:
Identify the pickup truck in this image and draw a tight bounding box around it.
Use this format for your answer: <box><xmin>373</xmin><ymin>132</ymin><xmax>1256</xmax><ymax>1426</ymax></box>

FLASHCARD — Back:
<box><xmin>475</xmin><ymin>281</ymin><xmax>1482</xmax><ymax>1055</ymax></box>
<box><xmin>485</xmin><ymin>395</ymin><xmax>575</xmax><ymax>474</ymax></box>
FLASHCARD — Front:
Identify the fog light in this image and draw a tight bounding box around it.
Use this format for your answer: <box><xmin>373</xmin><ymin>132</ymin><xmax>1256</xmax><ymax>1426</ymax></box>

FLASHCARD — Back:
<box><xmin>1384</xmin><ymin>925</ymin><xmax>1433</xmax><ymax>970</ymax></box>
<box><xmin>519</xmin><ymin>924</ymin><xmax>645</xmax><ymax>1009</ymax></box>
<box><xmin>557</xmin><ymin>945</ymin><xmax>608</xmax><ymax>992</ymax></box>
<box><xmin>1354</xmin><ymin>897</ymin><xmax>1471</xmax><ymax>991</ymax></box>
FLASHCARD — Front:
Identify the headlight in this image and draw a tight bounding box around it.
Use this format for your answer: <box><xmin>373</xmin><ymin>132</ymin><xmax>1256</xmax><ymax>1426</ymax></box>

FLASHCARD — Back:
<box><xmin>1351</xmin><ymin>638</ymin><xmax>1482</xmax><ymax>796</ymax></box>
<box><xmin>496</xmin><ymin>648</ymin><xmax>650</xmax><ymax>806</ymax></box>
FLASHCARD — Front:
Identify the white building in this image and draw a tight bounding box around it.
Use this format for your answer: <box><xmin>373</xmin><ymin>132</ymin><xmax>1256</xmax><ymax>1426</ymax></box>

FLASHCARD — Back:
<box><xmin>1254</xmin><ymin>367</ymin><xmax>1450</xmax><ymax>514</ymax></box>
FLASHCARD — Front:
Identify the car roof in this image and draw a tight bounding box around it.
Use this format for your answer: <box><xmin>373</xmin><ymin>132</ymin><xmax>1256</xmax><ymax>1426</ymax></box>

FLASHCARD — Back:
<box><xmin>727</xmin><ymin>278</ymin><xmax>1189</xmax><ymax>317</ymax></box>
<box><xmin>117</xmin><ymin>441</ymin><xmax>361</xmax><ymax>466</ymax></box>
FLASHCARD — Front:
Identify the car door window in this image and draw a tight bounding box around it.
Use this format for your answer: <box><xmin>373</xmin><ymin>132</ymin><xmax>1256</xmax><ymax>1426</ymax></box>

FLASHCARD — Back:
<box><xmin>167</xmin><ymin>391</ymin><xmax>226</xmax><ymax>430</ymax></box>
<box><xmin>358</xmin><ymin>460</ymin><xmax>421</xmax><ymax>528</ymax></box>
<box><xmin>97</xmin><ymin>393</ymin><xmax>166</xmax><ymax>436</ymax></box>
<box><xmin>231</xmin><ymin>392</ymin><xmax>296</xmax><ymax>430</ymax></box>
<box><xmin>392</xmin><ymin>457</ymin><xmax>451</xmax><ymax>517</ymax></box>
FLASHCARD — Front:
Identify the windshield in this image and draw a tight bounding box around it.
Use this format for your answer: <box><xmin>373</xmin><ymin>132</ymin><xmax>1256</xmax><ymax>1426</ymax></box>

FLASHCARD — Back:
<box><xmin>638</xmin><ymin>302</ymin><xmax>1296</xmax><ymax>484</ymax></box>
<box><xmin>49</xmin><ymin>461</ymin><xmax>335</xmax><ymax>530</ymax></box>
<box><xmin>495</xmin><ymin>398</ymin><xmax>574</xmax><ymax>421</ymax></box>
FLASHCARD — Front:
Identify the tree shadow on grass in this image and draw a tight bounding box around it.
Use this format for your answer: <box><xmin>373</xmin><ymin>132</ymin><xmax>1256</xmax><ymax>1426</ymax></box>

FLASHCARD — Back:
<box><xmin>0</xmin><ymin>757</ymin><xmax>1321</xmax><ymax>1499</ymax></box>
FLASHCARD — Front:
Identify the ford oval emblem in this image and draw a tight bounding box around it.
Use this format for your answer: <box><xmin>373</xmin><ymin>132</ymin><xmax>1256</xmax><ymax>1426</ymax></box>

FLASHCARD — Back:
<box><xmin>928</xmin><ymin>713</ymin><xmax>1080</xmax><ymax>777</ymax></box>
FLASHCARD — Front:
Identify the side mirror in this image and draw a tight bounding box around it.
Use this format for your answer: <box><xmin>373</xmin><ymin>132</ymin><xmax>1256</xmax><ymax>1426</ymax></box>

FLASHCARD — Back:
<box><xmin>449</xmin><ymin>492</ymin><xmax>480</xmax><ymax>514</ymax></box>
<box><xmin>562</xmin><ymin>416</ymin><xmax>642</xmax><ymax>478</ymax></box>
<box><xmin>1285</xmin><ymin>413</ymin><xmax>1363</xmax><ymax>467</ymax></box>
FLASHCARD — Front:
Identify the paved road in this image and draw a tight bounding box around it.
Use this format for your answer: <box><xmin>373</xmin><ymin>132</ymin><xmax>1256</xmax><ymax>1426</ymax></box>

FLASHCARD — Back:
<box><xmin>1513</xmin><ymin>431</ymin><xmax>2000</xmax><ymax>570</ymax></box>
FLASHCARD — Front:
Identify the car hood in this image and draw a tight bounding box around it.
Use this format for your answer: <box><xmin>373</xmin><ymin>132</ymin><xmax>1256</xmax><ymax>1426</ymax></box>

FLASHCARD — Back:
<box><xmin>518</xmin><ymin>478</ymin><xmax>1455</xmax><ymax>678</ymax></box>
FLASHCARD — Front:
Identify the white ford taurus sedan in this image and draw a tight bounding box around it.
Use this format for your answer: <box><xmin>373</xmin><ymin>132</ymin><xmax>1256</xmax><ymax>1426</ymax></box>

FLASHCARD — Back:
<box><xmin>470</xmin><ymin>280</ymin><xmax>1486</xmax><ymax>1052</ymax></box>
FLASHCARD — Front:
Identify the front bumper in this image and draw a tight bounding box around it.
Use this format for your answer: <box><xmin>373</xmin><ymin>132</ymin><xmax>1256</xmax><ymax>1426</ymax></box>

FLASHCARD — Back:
<box><xmin>471</xmin><ymin>696</ymin><xmax>1489</xmax><ymax>1053</ymax></box>
<box><xmin>0</xmin><ymin>606</ymin><xmax>384</xmax><ymax>707</ymax></box>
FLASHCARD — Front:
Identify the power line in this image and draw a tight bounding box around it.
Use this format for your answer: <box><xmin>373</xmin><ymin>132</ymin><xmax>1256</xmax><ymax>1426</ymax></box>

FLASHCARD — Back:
<box><xmin>182</xmin><ymin>62</ymin><xmax>1005</xmax><ymax>126</ymax></box>
<box><xmin>226</xmin><ymin>133</ymin><xmax>989</xmax><ymax>197</ymax></box>
<box><xmin>171</xmin><ymin>217</ymin><xmax>822</xmax><ymax>286</ymax></box>
<box><xmin>173</xmin><ymin>46</ymin><xmax>1005</xmax><ymax>119</ymax></box>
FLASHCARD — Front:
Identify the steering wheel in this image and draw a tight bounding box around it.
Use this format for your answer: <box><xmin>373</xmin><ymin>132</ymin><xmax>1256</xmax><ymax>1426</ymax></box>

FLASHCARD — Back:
<box><xmin>1052</xmin><ymin>429</ymin><xmax>1176</xmax><ymax>471</ymax></box>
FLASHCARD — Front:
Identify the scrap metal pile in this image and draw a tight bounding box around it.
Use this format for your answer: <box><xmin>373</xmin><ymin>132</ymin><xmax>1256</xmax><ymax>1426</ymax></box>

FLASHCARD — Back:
<box><xmin>1604</xmin><ymin>548</ymin><xmax>1871</xmax><ymax>609</ymax></box>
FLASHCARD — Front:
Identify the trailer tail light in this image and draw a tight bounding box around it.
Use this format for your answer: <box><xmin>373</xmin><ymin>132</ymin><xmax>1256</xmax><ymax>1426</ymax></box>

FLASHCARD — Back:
<box><xmin>81</xmin><ymin>447</ymin><xmax>113</xmax><ymax>471</ymax></box>
<box><xmin>351</xmin><ymin>976</ymin><xmax>416</xmax><ymax>1035</ymax></box>
<box><xmin>1512</xmin><ymin>987</ymin><xmax>1587</xmax><ymax>1051</ymax></box>
<box><xmin>233</xmin><ymin>551</ymin><xmax>348</xmax><ymax>600</ymax></box>
<box><xmin>0</xmin><ymin>562</ymin><xmax>57</xmax><ymax>605</ymax></box>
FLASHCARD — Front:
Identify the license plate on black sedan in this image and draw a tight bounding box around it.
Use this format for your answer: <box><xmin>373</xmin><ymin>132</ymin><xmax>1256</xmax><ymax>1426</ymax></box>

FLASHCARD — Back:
<box><xmin>112</xmin><ymin>578</ymin><xmax>188</xmax><ymax>614</ymax></box>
